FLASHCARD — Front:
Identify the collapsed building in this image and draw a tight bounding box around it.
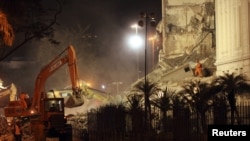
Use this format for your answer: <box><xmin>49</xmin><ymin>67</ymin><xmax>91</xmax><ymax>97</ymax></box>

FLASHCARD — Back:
<box><xmin>133</xmin><ymin>0</ymin><xmax>250</xmax><ymax>103</ymax></box>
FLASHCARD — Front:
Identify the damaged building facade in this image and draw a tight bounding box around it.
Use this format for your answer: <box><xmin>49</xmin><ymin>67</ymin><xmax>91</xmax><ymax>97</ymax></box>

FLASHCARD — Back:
<box><xmin>151</xmin><ymin>0</ymin><xmax>250</xmax><ymax>87</ymax></box>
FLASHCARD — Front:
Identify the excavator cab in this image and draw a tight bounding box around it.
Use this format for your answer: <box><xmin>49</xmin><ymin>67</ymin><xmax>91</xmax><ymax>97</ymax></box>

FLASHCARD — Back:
<box><xmin>44</xmin><ymin>99</ymin><xmax>64</xmax><ymax>113</ymax></box>
<box><xmin>30</xmin><ymin>98</ymin><xmax>72</xmax><ymax>141</ymax></box>
<box><xmin>43</xmin><ymin>98</ymin><xmax>67</xmax><ymax>129</ymax></box>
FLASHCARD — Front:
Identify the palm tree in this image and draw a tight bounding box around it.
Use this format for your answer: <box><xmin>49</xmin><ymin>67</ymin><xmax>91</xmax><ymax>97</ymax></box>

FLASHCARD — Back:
<box><xmin>126</xmin><ymin>94</ymin><xmax>144</xmax><ymax>134</ymax></box>
<box><xmin>172</xmin><ymin>89</ymin><xmax>192</xmax><ymax>141</ymax></box>
<box><xmin>151</xmin><ymin>87</ymin><xmax>175</xmax><ymax>133</ymax></box>
<box><xmin>213</xmin><ymin>92</ymin><xmax>229</xmax><ymax>125</ymax></box>
<box><xmin>214</xmin><ymin>72</ymin><xmax>250</xmax><ymax>125</ymax></box>
<box><xmin>0</xmin><ymin>11</ymin><xmax>14</xmax><ymax>46</ymax></box>
<box><xmin>180</xmin><ymin>79</ymin><xmax>221</xmax><ymax>133</ymax></box>
<box><xmin>133</xmin><ymin>79</ymin><xmax>160</xmax><ymax>131</ymax></box>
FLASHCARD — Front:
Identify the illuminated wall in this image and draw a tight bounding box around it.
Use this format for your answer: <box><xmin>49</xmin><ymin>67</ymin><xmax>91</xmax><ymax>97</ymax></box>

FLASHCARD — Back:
<box><xmin>159</xmin><ymin>0</ymin><xmax>215</xmax><ymax>67</ymax></box>
<box><xmin>215</xmin><ymin>0</ymin><xmax>250</xmax><ymax>77</ymax></box>
<box><xmin>160</xmin><ymin>0</ymin><xmax>250</xmax><ymax>78</ymax></box>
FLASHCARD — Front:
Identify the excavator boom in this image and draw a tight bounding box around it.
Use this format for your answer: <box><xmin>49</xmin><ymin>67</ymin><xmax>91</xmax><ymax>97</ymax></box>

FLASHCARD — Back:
<box><xmin>4</xmin><ymin>45</ymin><xmax>84</xmax><ymax>117</ymax></box>
<box><xmin>32</xmin><ymin>45</ymin><xmax>83</xmax><ymax>111</ymax></box>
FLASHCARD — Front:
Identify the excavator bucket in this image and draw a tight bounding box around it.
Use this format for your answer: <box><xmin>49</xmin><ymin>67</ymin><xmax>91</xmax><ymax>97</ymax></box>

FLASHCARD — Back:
<box><xmin>64</xmin><ymin>94</ymin><xmax>84</xmax><ymax>108</ymax></box>
<box><xmin>65</xmin><ymin>90</ymin><xmax>84</xmax><ymax>108</ymax></box>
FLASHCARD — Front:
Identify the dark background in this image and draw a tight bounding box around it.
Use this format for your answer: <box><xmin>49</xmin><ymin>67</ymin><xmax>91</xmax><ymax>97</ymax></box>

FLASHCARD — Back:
<box><xmin>0</xmin><ymin>0</ymin><xmax>162</xmax><ymax>95</ymax></box>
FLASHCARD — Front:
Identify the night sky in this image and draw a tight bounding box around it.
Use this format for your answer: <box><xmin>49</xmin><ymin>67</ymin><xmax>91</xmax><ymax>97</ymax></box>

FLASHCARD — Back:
<box><xmin>3</xmin><ymin>0</ymin><xmax>162</xmax><ymax>94</ymax></box>
<box><xmin>48</xmin><ymin>0</ymin><xmax>162</xmax><ymax>92</ymax></box>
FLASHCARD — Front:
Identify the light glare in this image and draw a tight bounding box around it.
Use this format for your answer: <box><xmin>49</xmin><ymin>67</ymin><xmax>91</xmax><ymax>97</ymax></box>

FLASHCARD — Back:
<box><xmin>128</xmin><ymin>35</ymin><xmax>143</xmax><ymax>49</ymax></box>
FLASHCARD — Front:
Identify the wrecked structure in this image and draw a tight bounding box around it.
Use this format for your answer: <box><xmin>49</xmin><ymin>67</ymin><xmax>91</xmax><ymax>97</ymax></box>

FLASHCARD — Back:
<box><xmin>146</xmin><ymin>0</ymin><xmax>216</xmax><ymax>88</ymax></box>
<box><xmin>0</xmin><ymin>83</ymin><xmax>17</xmax><ymax>108</ymax></box>
<box><xmin>144</xmin><ymin>0</ymin><xmax>250</xmax><ymax>102</ymax></box>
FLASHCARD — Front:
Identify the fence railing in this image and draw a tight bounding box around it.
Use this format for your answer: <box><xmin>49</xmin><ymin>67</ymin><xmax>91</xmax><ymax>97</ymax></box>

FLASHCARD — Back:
<box><xmin>72</xmin><ymin>101</ymin><xmax>250</xmax><ymax>141</ymax></box>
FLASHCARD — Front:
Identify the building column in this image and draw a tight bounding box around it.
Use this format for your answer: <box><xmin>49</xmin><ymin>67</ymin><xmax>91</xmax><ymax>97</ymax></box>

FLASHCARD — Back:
<box><xmin>215</xmin><ymin>0</ymin><xmax>250</xmax><ymax>77</ymax></box>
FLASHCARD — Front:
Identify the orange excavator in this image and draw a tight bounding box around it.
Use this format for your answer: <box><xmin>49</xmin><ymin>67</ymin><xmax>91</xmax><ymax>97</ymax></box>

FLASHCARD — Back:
<box><xmin>4</xmin><ymin>45</ymin><xmax>84</xmax><ymax>141</ymax></box>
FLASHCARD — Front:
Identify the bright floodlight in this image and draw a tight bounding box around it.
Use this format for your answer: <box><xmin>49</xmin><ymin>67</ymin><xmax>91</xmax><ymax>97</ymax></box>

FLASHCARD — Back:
<box><xmin>128</xmin><ymin>35</ymin><xmax>143</xmax><ymax>49</ymax></box>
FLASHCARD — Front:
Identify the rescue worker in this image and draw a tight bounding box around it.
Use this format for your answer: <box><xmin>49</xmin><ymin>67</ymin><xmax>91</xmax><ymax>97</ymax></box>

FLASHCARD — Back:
<box><xmin>19</xmin><ymin>92</ymin><xmax>28</xmax><ymax>110</ymax></box>
<box><xmin>194</xmin><ymin>59</ymin><xmax>203</xmax><ymax>77</ymax></box>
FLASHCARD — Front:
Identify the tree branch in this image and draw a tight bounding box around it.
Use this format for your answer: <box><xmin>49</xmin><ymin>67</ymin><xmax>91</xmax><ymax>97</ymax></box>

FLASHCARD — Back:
<box><xmin>0</xmin><ymin>0</ymin><xmax>62</xmax><ymax>61</ymax></box>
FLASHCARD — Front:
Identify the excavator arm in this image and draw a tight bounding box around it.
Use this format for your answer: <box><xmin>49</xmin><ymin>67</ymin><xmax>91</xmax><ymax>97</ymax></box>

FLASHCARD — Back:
<box><xmin>32</xmin><ymin>45</ymin><xmax>83</xmax><ymax>111</ymax></box>
<box><xmin>4</xmin><ymin>45</ymin><xmax>84</xmax><ymax>117</ymax></box>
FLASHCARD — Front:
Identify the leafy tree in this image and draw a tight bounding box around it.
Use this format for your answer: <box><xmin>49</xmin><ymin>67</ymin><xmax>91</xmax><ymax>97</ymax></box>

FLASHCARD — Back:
<box><xmin>0</xmin><ymin>0</ymin><xmax>62</xmax><ymax>60</ymax></box>
<box><xmin>214</xmin><ymin>72</ymin><xmax>250</xmax><ymax>125</ymax></box>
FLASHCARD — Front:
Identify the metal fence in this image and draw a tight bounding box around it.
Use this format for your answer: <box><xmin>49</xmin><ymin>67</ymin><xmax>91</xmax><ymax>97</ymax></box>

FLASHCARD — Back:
<box><xmin>73</xmin><ymin>101</ymin><xmax>250</xmax><ymax>141</ymax></box>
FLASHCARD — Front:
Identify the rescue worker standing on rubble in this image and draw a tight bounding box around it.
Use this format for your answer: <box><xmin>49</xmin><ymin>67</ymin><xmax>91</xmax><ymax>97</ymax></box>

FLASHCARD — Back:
<box><xmin>195</xmin><ymin>59</ymin><xmax>203</xmax><ymax>77</ymax></box>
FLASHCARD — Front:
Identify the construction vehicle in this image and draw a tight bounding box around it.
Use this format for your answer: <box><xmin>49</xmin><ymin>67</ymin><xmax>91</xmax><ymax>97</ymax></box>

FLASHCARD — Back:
<box><xmin>4</xmin><ymin>45</ymin><xmax>84</xmax><ymax>141</ymax></box>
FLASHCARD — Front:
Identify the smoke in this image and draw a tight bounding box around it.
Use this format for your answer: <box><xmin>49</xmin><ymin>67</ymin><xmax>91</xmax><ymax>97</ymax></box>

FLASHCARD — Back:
<box><xmin>46</xmin><ymin>0</ymin><xmax>161</xmax><ymax>93</ymax></box>
<box><xmin>50</xmin><ymin>0</ymin><xmax>142</xmax><ymax>92</ymax></box>
<box><xmin>5</xmin><ymin>0</ymin><xmax>161</xmax><ymax>96</ymax></box>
